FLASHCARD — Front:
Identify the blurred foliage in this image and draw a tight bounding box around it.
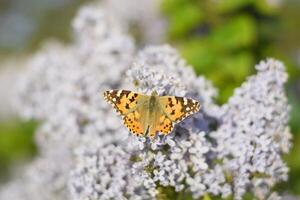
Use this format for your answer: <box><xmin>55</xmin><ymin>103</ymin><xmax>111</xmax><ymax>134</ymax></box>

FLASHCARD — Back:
<box><xmin>162</xmin><ymin>0</ymin><xmax>300</xmax><ymax>196</ymax></box>
<box><xmin>28</xmin><ymin>0</ymin><xmax>90</xmax><ymax>51</ymax></box>
<box><xmin>0</xmin><ymin>119</ymin><xmax>37</xmax><ymax>182</ymax></box>
<box><xmin>162</xmin><ymin>0</ymin><xmax>300</xmax><ymax>103</ymax></box>
<box><xmin>0</xmin><ymin>0</ymin><xmax>89</xmax><ymax>54</ymax></box>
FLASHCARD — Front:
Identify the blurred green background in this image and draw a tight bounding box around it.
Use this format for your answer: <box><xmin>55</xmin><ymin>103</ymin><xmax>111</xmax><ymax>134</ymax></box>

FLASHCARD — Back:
<box><xmin>0</xmin><ymin>0</ymin><xmax>299</xmax><ymax>196</ymax></box>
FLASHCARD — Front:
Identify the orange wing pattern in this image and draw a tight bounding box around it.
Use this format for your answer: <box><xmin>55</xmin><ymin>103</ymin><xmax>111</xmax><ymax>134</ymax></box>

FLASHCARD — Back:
<box><xmin>157</xmin><ymin>114</ymin><xmax>174</xmax><ymax>135</ymax></box>
<box><xmin>158</xmin><ymin>96</ymin><xmax>200</xmax><ymax>123</ymax></box>
<box><xmin>123</xmin><ymin>110</ymin><xmax>144</xmax><ymax>136</ymax></box>
<box><xmin>150</xmin><ymin>96</ymin><xmax>200</xmax><ymax>137</ymax></box>
<box><xmin>103</xmin><ymin>90</ymin><xmax>146</xmax><ymax>136</ymax></box>
<box><xmin>103</xmin><ymin>90</ymin><xmax>144</xmax><ymax>115</ymax></box>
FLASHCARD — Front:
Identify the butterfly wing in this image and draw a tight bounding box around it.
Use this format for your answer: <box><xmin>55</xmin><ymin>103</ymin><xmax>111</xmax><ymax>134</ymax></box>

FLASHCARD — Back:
<box><xmin>156</xmin><ymin>113</ymin><xmax>174</xmax><ymax>135</ymax></box>
<box><xmin>122</xmin><ymin>110</ymin><xmax>144</xmax><ymax>136</ymax></box>
<box><xmin>148</xmin><ymin>96</ymin><xmax>200</xmax><ymax>137</ymax></box>
<box><xmin>103</xmin><ymin>90</ymin><xmax>145</xmax><ymax>115</ymax></box>
<box><xmin>158</xmin><ymin>96</ymin><xmax>201</xmax><ymax>123</ymax></box>
<box><xmin>103</xmin><ymin>90</ymin><xmax>147</xmax><ymax>135</ymax></box>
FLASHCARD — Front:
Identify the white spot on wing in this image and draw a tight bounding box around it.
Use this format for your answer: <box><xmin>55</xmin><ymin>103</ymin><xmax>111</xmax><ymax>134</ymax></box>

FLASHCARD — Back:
<box><xmin>184</xmin><ymin>98</ymin><xmax>188</xmax><ymax>105</ymax></box>
<box><xmin>117</xmin><ymin>90</ymin><xmax>122</xmax><ymax>96</ymax></box>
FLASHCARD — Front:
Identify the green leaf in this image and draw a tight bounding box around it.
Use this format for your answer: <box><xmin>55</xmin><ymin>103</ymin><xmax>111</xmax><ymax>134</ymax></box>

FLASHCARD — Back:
<box><xmin>168</xmin><ymin>3</ymin><xmax>204</xmax><ymax>39</ymax></box>
<box><xmin>0</xmin><ymin>119</ymin><xmax>37</xmax><ymax>180</ymax></box>
<box><xmin>254</xmin><ymin>0</ymin><xmax>279</xmax><ymax>15</ymax></box>
<box><xmin>216</xmin><ymin>52</ymin><xmax>254</xmax><ymax>81</ymax></box>
<box><xmin>209</xmin><ymin>15</ymin><xmax>257</xmax><ymax>51</ymax></box>
<box><xmin>215</xmin><ymin>0</ymin><xmax>253</xmax><ymax>13</ymax></box>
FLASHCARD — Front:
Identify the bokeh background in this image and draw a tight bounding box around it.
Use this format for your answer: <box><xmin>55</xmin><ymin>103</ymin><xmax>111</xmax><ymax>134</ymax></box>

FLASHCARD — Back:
<box><xmin>0</xmin><ymin>0</ymin><xmax>299</xmax><ymax>197</ymax></box>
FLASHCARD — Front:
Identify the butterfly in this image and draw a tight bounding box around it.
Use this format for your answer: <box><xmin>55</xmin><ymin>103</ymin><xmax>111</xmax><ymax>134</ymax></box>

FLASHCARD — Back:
<box><xmin>103</xmin><ymin>90</ymin><xmax>201</xmax><ymax>138</ymax></box>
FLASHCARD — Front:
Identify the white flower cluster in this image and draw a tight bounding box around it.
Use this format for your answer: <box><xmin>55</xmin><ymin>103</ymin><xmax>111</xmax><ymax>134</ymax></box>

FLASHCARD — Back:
<box><xmin>1</xmin><ymin>3</ymin><xmax>135</xmax><ymax>200</ymax></box>
<box><xmin>0</xmin><ymin>1</ymin><xmax>292</xmax><ymax>200</ymax></box>
<box><xmin>102</xmin><ymin>0</ymin><xmax>166</xmax><ymax>44</ymax></box>
<box><xmin>0</xmin><ymin>144</ymin><xmax>71</xmax><ymax>200</ymax></box>
<box><xmin>211</xmin><ymin>59</ymin><xmax>292</xmax><ymax>200</ymax></box>
<box><xmin>69</xmin><ymin>44</ymin><xmax>221</xmax><ymax>200</ymax></box>
<box><xmin>124</xmin><ymin>46</ymin><xmax>231</xmax><ymax>198</ymax></box>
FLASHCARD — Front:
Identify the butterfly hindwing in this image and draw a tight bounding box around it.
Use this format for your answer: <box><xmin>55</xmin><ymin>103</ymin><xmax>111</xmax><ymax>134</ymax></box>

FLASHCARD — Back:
<box><xmin>123</xmin><ymin>110</ymin><xmax>144</xmax><ymax>136</ymax></box>
<box><xmin>103</xmin><ymin>90</ymin><xmax>144</xmax><ymax>115</ymax></box>
<box><xmin>158</xmin><ymin>96</ymin><xmax>200</xmax><ymax>123</ymax></box>
<box><xmin>157</xmin><ymin>114</ymin><xmax>174</xmax><ymax>135</ymax></box>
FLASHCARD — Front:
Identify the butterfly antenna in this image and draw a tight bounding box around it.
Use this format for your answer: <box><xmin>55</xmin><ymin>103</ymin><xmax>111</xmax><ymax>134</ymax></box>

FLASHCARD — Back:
<box><xmin>144</xmin><ymin>126</ymin><xmax>150</xmax><ymax>137</ymax></box>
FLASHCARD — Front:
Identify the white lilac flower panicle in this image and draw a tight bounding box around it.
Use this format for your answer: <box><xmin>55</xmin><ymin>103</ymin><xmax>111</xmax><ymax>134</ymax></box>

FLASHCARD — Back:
<box><xmin>69</xmin><ymin>144</ymin><xmax>155</xmax><ymax>200</ymax></box>
<box><xmin>69</xmin><ymin>45</ymin><xmax>222</xmax><ymax>200</ymax></box>
<box><xmin>14</xmin><ymin>3</ymin><xmax>135</xmax><ymax>144</ymax></box>
<box><xmin>211</xmin><ymin>59</ymin><xmax>292</xmax><ymax>200</ymax></box>
<box><xmin>124</xmin><ymin>45</ymin><xmax>231</xmax><ymax>198</ymax></box>
<box><xmin>0</xmin><ymin>144</ymin><xmax>72</xmax><ymax>200</ymax></box>
<box><xmin>102</xmin><ymin>0</ymin><xmax>166</xmax><ymax>44</ymax></box>
<box><xmin>0</xmin><ymin>4</ymin><xmax>136</xmax><ymax>200</ymax></box>
<box><xmin>122</xmin><ymin>52</ymin><xmax>291</xmax><ymax>199</ymax></box>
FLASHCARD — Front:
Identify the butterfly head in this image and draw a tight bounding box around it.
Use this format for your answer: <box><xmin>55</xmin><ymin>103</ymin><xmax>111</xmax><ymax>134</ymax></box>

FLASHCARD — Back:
<box><xmin>151</xmin><ymin>90</ymin><xmax>158</xmax><ymax>96</ymax></box>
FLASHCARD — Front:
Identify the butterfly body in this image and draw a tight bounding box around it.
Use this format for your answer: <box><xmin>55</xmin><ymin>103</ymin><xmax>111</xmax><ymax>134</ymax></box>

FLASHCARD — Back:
<box><xmin>140</xmin><ymin>92</ymin><xmax>165</xmax><ymax>137</ymax></box>
<box><xmin>103</xmin><ymin>90</ymin><xmax>200</xmax><ymax>138</ymax></box>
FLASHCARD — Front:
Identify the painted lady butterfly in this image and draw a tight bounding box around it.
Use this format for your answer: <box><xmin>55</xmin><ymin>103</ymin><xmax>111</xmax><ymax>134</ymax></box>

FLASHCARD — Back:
<box><xmin>103</xmin><ymin>90</ymin><xmax>201</xmax><ymax>138</ymax></box>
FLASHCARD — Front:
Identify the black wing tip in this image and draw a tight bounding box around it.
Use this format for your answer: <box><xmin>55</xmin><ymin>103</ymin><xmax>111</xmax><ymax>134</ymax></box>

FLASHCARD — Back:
<box><xmin>193</xmin><ymin>100</ymin><xmax>201</xmax><ymax>112</ymax></box>
<box><xmin>103</xmin><ymin>90</ymin><xmax>109</xmax><ymax>97</ymax></box>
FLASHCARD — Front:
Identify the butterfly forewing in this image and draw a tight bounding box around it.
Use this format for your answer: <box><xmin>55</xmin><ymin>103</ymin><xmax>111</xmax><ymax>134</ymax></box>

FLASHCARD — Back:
<box><xmin>103</xmin><ymin>90</ymin><xmax>145</xmax><ymax>115</ymax></box>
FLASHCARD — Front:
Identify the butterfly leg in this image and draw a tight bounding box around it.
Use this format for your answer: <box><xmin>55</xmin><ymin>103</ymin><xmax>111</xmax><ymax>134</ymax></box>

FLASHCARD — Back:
<box><xmin>148</xmin><ymin>126</ymin><xmax>157</xmax><ymax>139</ymax></box>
